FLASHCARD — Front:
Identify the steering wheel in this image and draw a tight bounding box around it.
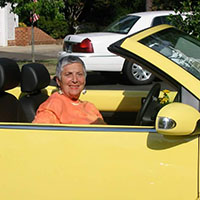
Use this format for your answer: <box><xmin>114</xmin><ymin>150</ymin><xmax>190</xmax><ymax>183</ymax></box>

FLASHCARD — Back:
<box><xmin>135</xmin><ymin>83</ymin><xmax>161</xmax><ymax>125</ymax></box>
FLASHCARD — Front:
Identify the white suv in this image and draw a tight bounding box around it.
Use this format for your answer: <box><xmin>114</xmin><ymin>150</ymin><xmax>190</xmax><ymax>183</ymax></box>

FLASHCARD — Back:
<box><xmin>61</xmin><ymin>11</ymin><xmax>175</xmax><ymax>84</ymax></box>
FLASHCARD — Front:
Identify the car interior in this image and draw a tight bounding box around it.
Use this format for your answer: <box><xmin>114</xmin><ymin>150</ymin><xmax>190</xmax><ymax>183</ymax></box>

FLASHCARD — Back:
<box><xmin>0</xmin><ymin>57</ymin><xmax>179</xmax><ymax>126</ymax></box>
<box><xmin>0</xmin><ymin>58</ymin><xmax>21</xmax><ymax>122</ymax></box>
<box><xmin>19</xmin><ymin>62</ymin><xmax>50</xmax><ymax>122</ymax></box>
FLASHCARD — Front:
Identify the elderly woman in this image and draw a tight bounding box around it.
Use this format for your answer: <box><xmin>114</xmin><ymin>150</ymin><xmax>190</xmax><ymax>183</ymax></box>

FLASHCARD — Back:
<box><xmin>32</xmin><ymin>55</ymin><xmax>106</xmax><ymax>124</ymax></box>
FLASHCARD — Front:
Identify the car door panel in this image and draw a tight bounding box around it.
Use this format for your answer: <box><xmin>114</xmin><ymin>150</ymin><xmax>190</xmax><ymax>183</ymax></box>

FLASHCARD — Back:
<box><xmin>0</xmin><ymin>124</ymin><xmax>198</xmax><ymax>200</ymax></box>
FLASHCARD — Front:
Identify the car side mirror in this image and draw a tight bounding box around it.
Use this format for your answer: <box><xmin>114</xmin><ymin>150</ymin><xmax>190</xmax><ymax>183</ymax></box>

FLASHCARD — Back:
<box><xmin>156</xmin><ymin>102</ymin><xmax>200</xmax><ymax>136</ymax></box>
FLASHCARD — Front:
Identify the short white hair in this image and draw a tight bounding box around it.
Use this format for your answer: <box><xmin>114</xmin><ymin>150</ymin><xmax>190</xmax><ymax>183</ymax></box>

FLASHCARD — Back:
<box><xmin>56</xmin><ymin>54</ymin><xmax>87</xmax><ymax>80</ymax></box>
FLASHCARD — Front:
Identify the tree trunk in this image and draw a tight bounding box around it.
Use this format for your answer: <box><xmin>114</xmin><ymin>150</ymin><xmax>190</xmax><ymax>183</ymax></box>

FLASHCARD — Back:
<box><xmin>146</xmin><ymin>0</ymin><xmax>153</xmax><ymax>11</ymax></box>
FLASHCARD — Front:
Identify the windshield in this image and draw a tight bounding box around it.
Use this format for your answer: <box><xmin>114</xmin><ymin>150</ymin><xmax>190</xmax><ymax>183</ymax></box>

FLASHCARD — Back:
<box><xmin>139</xmin><ymin>28</ymin><xmax>200</xmax><ymax>80</ymax></box>
<box><xmin>104</xmin><ymin>15</ymin><xmax>140</xmax><ymax>34</ymax></box>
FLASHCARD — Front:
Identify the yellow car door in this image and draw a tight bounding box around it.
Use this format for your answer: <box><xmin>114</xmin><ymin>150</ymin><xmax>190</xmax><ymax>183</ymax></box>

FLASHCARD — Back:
<box><xmin>0</xmin><ymin>124</ymin><xmax>198</xmax><ymax>200</ymax></box>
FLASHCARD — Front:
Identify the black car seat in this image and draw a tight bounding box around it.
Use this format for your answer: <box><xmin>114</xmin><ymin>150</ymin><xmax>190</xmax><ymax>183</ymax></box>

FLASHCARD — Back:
<box><xmin>0</xmin><ymin>58</ymin><xmax>21</xmax><ymax>122</ymax></box>
<box><xmin>19</xmin><ymin>63</ymin><xmax>50</xmax><ymax>122</ymax></box>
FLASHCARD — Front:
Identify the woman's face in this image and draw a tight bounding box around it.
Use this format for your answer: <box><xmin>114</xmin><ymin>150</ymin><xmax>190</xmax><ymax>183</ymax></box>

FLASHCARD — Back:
<box><xmin>56</xmin><ymin>62</ymin><xmax>86</xmax><ymax>100</ymax></box>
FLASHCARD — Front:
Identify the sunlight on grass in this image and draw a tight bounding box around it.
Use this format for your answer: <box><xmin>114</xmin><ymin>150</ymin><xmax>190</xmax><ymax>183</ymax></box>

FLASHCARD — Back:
<box><xmin>17</xmin><ymin>59</ymin><xmax>57</xmax><ymax>76</ymax></box>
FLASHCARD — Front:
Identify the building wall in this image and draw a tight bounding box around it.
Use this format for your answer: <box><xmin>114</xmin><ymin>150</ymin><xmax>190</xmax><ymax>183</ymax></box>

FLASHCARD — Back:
<box><xmin>0</xmin><ymin>3</ymin><xmax>18</xmax><ymax>46</ymax></box>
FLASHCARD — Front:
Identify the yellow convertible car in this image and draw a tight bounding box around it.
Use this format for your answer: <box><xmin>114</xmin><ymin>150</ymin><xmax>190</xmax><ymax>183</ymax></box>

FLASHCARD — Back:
<box><xmin>1</xmin><ymin>24</ymin><xmax>200</xmax><ymax>200</ymax></box>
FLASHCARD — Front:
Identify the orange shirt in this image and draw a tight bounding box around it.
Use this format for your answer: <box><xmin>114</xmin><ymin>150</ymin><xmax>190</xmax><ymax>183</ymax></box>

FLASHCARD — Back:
<box><xmin>32</xmin><ymin>92</ymin><xmax>103</xmax><ymax>124</ymax></box>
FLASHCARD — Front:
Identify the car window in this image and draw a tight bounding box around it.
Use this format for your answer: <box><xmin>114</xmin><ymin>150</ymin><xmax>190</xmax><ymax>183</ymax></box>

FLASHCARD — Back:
<box><xmin>104</xmin><ymin>15</ymin><xmax>140</xmax><ymax>34</ymax></box>
<box><xmin>152</xmin><ymin>15</ymin><xmax>173</xmax><ymax>26</ymax></box>
<box><xmin>139</xmin><ymin>28</ymin><xmax>200</xmax><ymax>80</ymax></box>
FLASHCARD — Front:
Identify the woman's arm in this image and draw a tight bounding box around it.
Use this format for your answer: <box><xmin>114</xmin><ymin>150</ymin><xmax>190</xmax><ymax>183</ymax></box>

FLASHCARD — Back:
<box><xmin>32</xmin><ymin>110</ymin><xmax>60</xmax><ymax>124</ymax></box>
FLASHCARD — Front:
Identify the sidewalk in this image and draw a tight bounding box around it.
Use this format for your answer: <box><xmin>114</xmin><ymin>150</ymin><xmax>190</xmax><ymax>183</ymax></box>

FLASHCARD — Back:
<box><xmin>0</xmin><ymin>44</ymin><xmax>63</xmax><ymax>61</ymax></box>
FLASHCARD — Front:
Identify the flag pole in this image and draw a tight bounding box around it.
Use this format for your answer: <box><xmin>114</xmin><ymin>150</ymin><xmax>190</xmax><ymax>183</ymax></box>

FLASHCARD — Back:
<box><xmin>31</xmin><ymin>0</ymin><xmax>39</xmax><ymax>62</ymax></box>
<box><xmin>31</xmin><ymin>21</ymin><xmax>35</xmax><ymax>63</ymax></box>
<box><xmin>31</xmin><ymin>0</ymin><xmax>38</xmax><ymax>63</ymax></box>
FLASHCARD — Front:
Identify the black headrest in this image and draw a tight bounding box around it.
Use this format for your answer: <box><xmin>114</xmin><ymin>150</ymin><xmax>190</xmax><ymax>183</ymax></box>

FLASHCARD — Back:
<box><xmin>21</xmin><ymin>63</ymin><xmax>50</xmax><ymax>92</ymax></box>
<box><xmin>0</xmin><ymin>58</ymin><xmax>20</xmax><ymax>91</ymax></box>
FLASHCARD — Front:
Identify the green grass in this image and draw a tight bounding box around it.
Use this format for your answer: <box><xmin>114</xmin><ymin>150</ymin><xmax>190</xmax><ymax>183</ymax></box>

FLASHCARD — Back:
<box><xmin>17</xmin><ymin>59</ymin><xmax>57</xmax><ymax>76</ymax></box>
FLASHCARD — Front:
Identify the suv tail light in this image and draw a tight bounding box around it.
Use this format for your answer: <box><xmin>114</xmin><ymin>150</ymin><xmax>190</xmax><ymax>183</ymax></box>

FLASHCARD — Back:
<box><xmin>72</xmin><ymin>38</ymin><xmax>94</xmax><ymax>53</ymax></box>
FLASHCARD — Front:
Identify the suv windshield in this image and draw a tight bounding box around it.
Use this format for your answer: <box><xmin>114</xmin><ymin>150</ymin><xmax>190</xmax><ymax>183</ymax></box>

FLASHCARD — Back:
<box><xmin>104</xmin><ymin>15</ymin><xmax>140</xmax><ymax>34</ymax></box>
<box><xmin>139</xmin><ymin>28</ymin><xmax>200</xmax><ymax>80</ymax></box>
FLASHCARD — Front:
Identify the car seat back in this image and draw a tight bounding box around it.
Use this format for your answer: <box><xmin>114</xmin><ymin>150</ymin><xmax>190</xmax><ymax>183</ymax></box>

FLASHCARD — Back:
<box><xmin>19</xmin><ymin>63</ymin><xmax>50</xmax><ymax>122</ymax></box>
<box><xmin>0</xmin><ymin>58</ymin><xmax>21</xmax><ymax>122</ymax></box>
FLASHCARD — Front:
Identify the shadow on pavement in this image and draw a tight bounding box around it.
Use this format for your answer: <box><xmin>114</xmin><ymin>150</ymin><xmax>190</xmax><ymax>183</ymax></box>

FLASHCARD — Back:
<box><xmin>86</xmin><ymin>72</ymin><xmax>125</xmax><ymax>85</ymax></box>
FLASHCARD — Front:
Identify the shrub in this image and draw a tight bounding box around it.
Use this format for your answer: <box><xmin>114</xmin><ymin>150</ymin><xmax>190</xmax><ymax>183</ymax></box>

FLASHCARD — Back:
<box><xmin>37</xmin><ymin>16</ymin><xmax>69</xmax><ymax>39</ymax></box>
<box><xmin>171</xmin><ymin>0</ymin><xmax>200</xmax><ymax>40</ymax></box>
<box><xmin>19</xmin><ymin>22</ymin><xmax>27</xmax><ymax>27</ymax></box>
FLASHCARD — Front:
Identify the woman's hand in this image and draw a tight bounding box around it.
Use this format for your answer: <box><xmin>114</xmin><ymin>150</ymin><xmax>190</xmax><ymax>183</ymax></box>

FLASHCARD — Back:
<box><xmin>91</xmin><ymin>118</ymin><xmax>107</xmax><ymax>125</ymax></box>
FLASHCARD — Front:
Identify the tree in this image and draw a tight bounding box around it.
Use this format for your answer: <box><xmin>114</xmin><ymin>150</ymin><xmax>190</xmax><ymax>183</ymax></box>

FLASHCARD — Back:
<box><xmin>146</xmin><ymin>0</ymin><xmax>153</xmax><ymax>11</ymax></box>
<box><xmin>0</xmin><ymin>0</ymin><xmax>146</xmax><ymax>36</ymax></box>
<box><xmin>63</xmin><ymin>0</ymin><xmax>85</xmax><ymax>34</ymax></box>
<box><xmin>1</xmin><ymin>0</ymin><xmax>68</xmax><ymax>39</ymax></box>
<box><xmin>173</xmin><ymin>0</ymin><xmax>200</xmax><ymax>39</ymax></box>
<box><xmin>1</xmin><ymin>0</ymin><xmax>40</xmax><ymax>23</ymax></box>
<box><xmin>0</xmin><ymin>1</ymin><xmax>8</xmax><ymax>7</ymax></box>
<box><xmin>62</xmin><ymin>0</ymin><xmax>146</xmax><ymax>34</ymax></box>
<box><xmin>78</xmin><ymin>0</ymin><xmax>146</xmax><ymax>33</ymax></box>
<box><xmin>152</xmin><ymin>0</ymin><xmax>200</xmax><ymax>40</ymax></box>
<box><xmin>152</xmin><ymin>0</ymin><xmax>179</xmax><ymax>10</ymax></box>
<box><xmin>1</xmin><ymin>0</ymin><xmax>65</xmax><ymax>24</ymax></box>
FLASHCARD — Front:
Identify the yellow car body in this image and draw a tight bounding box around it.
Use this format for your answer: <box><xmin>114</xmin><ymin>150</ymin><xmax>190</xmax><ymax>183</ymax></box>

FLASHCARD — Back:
<box><xmin>1</xmin><ymin>24</ymin><xmax>200</xmax><ymax>200</ymax></box>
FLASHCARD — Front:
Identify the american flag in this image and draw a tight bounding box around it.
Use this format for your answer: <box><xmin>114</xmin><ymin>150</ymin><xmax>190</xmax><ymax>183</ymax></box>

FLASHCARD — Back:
<box><xmin>32</xmin><ymin>0</ymin><xmax>39</xmax><ymax>23</ymax></box>
<box><xmin>33</xmin><ymin>13</ymin><xmax>39</xmax><ymax>23</ymax></box>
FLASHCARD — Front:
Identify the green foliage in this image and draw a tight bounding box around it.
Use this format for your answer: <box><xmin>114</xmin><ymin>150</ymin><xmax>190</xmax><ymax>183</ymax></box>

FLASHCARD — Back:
<box><xmin>35</xmin><ymin>0</ymin><xmax>67</xmax><ymax>38</ymax></box>
<box><xmin>0</xmin><ymin>0</ymin><xmax>41</xmax><ymax>25</ymax></box>
<box><xmin>19</xmin><ymin>22</ymin><xmax>27</xmax><ymax>27</ymax></box>
<box><xmin>171</xmin><ymin>0</ymin><xmax>200</xmax><ymax>39</ymax></box>
<box><xmin>62</xmin><ymin>0</ymin><xmax>146</xmax><ymax>33</ymax></box>
<box><xmin>0</xmin><ymin>1</ymin><xmax>7</xmax><ymax>7</ymax></box>
<box><xmin>37</xmin><ymin>0</ymin><xmax>65</xmax><ymax>20</ymax></box>
<box><xmin>63</xmin><ymin>0</ymin><xmax>86</xmax><ymax>33</ymax></box>
<box><xmin>1</xmin><ymin>0</ymin><xmax>146</xmax><ymax>37</ymax></box>
<box><xmin>37</xmin><ymin>16</ymin><xmax>68</xmax><ymax>39</ymax></box>
<box><xmin>1</xmin><ymin>0</ymin><xmax>66</xmax><ymax>38</ymax></box>
<box><xmin>152</xmin><ymin>0</ymin><xmax>200</xmax><ymax>40</ymax></box>
<box><xmin>152</xmin><ymin>0</ymin><xmax>181</xmax><ymax>10</ymax></box>
<box><xmin>7</xmin><ymin>0</ymin><xmax>200</xmax><ymax>40</ymax></box>
<box><xmin>79</xmin><ymin>0</ymin><xmax>146</xmax><ymax>32</ymax></box>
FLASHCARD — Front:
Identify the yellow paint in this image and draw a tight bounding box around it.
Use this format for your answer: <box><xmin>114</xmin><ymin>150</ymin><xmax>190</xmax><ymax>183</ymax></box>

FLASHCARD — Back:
<box><xmin>7</xmin><ymin>87</ymin><xmax>21</xmax><ymax>98</ymax></box>
<box><xmin>156</xmin><ymin>103</ymin><xmax>200</xmax><ymax>135</ymax></box>
<box><xmin>125</xmin><ymin>24</ymin><xmax>173</xmax><ymax>41</ymax></box>
<box><xmin>80</xmin><ymin>90</ymin><xmax>147</xmax><ymax>111</ymax></box>
<box><xmin>0</xmin><ymin>126</ymin><xmax>198</xmax><ymax>200</ymax></box>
